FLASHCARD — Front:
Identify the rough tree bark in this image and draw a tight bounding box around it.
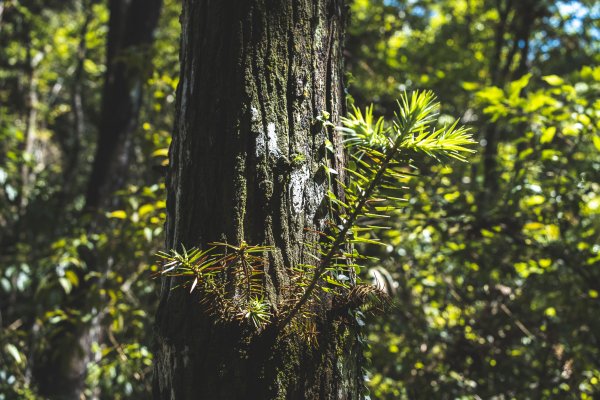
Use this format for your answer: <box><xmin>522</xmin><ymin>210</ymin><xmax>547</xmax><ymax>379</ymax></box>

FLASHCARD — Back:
<box><xmin>153</xmin><ymin>1</ymin><xmax>363</xmax><ymax>399</ymax></box>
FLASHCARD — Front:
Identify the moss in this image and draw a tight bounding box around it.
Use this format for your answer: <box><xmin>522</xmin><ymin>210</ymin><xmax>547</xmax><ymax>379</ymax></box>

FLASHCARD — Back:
<box><xmin>233</xmin><ymin>154</ymin><xmax>247</xmax><ymax>242</ymax></box>
<box><xmin>290</xmin><ymin>152</ymin><xmax>307</xmax><ymax>167</ymax></box>
<box><xmin>279</xmin><ymin>338</ymin><xmax>302</xmax><ymax>388</ymax></box>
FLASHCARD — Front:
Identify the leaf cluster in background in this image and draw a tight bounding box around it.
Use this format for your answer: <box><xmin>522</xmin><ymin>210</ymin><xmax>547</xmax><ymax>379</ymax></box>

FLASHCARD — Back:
<box><xmin>346</xmin><ymin>1</ymin><xmax>600</xmax><ymax>399</ymax></box>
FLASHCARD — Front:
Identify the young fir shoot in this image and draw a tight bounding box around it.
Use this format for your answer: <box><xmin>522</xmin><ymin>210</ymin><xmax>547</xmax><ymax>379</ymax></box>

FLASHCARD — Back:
<box><xmin>278</xmin><ymin>90</ymin><xmax>476</xmax><ymax>330</ymax></box>
<box><xmin>157</xmin><ymin>91</ymin><xmax>475</xmax><ymax>338</ymax></box>
<box><xmin>158</xmin><ymin>241</ymin><xmax>274</xmax><ymax>330</ymax></box>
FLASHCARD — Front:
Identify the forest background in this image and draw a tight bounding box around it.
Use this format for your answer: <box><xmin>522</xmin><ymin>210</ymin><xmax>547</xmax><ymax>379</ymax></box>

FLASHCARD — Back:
<box><xmin>0</xmin><ymin>0</ymin><xmax>599</xmax><ymax>399</ymax></box>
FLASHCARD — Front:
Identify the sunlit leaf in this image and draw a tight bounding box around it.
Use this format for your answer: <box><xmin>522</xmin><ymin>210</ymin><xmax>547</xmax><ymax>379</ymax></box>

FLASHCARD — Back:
<box><xmin>107</xmin><ymin>210</ymin><xmax>127</xmax><ymax>219</ymax></box>
<box><xmin>542</xmin><ymin>75</ymin><xmax>564</xmax><ymax>86</ymax></box>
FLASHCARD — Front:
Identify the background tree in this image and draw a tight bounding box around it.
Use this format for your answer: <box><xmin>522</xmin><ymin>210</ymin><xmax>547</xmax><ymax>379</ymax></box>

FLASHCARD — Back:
<box><xmin>1</xmin><ymin>0</ymin><xmax>175</xmax><ymax>398</ymax></box>
<box><xmin>84</xmin><ymin>0</ymin><xmax>162</xmax><ymax>212</ymax></box>
<box><xmin>30</xmin><ymin>0</ymin><xmax>163</xmax><ymax>398</ymax></box>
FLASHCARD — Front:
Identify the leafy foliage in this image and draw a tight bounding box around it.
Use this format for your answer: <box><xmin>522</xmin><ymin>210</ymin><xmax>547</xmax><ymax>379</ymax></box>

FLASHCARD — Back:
<box><xmin>346</xmin><ymin>1</ymin><xmax>600</xmax><ymax>399</ymax></box>
<box><xmin>0</xmin><ymin>0</ymin><xmax>179</xmax><ymax>398</ymax></box>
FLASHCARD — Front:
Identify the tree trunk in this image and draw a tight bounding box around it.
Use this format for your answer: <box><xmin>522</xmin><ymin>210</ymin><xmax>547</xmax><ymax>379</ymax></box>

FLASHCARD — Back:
<box><xmin>479</xmin><ymin>0</ymin><xmax>540</xmax><ymax>212</ymax></box>
<box><xmin>84</xmin><ymin>0</ymin><xmax>163</xmax><ymax>212</ymax></box>
<box><xmin>153</xmin><ymin>1</ymin><xmax>363</xmax><ymax>399</ymax></box>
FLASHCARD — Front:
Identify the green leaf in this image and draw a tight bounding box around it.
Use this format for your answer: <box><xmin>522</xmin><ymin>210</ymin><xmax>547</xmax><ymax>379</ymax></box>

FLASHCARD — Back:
<box><xmin>476</xmin><ymin>86</ymin><xmax>504</xmax><ymax>103</ymax></box>
<box><xmin>138</xmin><ymin>204</ymin><xmax>154</xmax><ymax>217</ymax></box>
<box><xmin>323</xmin><ymin>165</ymin><xmax>338</xmax><ymax>175</ymax></box>
<box><xmin>65</xmin><ymin>270</ymin><xmax>79</xmax><ymax>287</ymax></box>
<box><xmin>59</xmin><ymin>277</ymin><xmax>72</xmax><ymax>294</ymax></box>
<box><xmin>461</xmin><ymin>81</ymin><xmax>480</xmax><ymax>91</ymax></box>
<box><xmin>593</xmin><ymin>136</ymin><xmax>600</xmax><ymax>152</ymax></box>
<box><xmin>544</xmin><ymin>307</ymin><xmax>557</xmax><ymax>317</ymax></box>
<box><xmin>107</xmin><ymin>210</ymin><xmax>127</xmax><ymax>219</ymax></box>
<box><xmin>144</xmin><ymin>227</ymin><xmax>153</xmax><ymax>242</ymax></box>
<box><xmin>523</xmin><ymin>195</ymin><xmax>545</xmax><ymax>207</ymax></box>
<box><xmin>540</xmin><ymin>126</ymin><xmax>556</xmax><ymax>144</ymax></box>
<box><xmin>5</xmin><ymin>344</ymin><xmax>22</xmax><ymax>364</ymax></box>
<box><xmin>508</xmin><ymin>73</ymin><xmax>531</xmax><ymax>100</ymax></box>
<box><xmin>151</xmin><ymin>148</ymin><xmax>169</xmax><ymax>157</ymax></box>
<box><xmin>190</xmin><ymin>277</ymin><xmax>198</xmax><ymax>293</ymax></box>
<box><xmin>324</xmin><ymin>138</ymin><xmax>334</xmax><ymax>153</ymax></box>
<box><xmin>542</xmin><ymin>75</ymin><xmax>564</xmax><ymax>86</ymax></box>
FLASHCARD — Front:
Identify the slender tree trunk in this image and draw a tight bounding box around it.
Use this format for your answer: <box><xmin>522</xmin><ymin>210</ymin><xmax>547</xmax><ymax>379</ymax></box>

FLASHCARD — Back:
<box><xmin>60</xmin><ymin>0</ymin><xmax>92</xmax><ymax>205</ymax></box>
<box><xmin>84</xmin><ymin>0</ymin><xmax>163</xmax><ymax>212</ymax></box>
<box><xmin>19</xmin><ymin>25</ymin><xmax>38</xmax><ymax>211</ymax></box>
<box><xmin>0</xmin><ymin>1</ymin><xmax>4</xmax><ymax>34</ymax></box>
<box><xmin>480</xmin><ymin>0</ymin><xmax>540</xmax><ymax>213</ymax></box>
<box><xmin>153</xmin><ymin>1</ymin><xmax>363</xmax><ymax>399</ymax></box>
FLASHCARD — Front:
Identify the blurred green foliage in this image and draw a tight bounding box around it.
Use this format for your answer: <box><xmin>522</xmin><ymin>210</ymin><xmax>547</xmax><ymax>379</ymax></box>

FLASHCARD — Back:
<box><xmin>0</xmin><ymin>0</ymin><xmax>178</xmax><ymax>398</ymax></box>
<box><xmin>0</xmin><ymin>0</ymin><xmax>599</xmax><ymax>399</ymax></box>
<box><xmin>346</xmin><ymin>0</ymin><xmax>600</xmax><ymax>399</ymax></box>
